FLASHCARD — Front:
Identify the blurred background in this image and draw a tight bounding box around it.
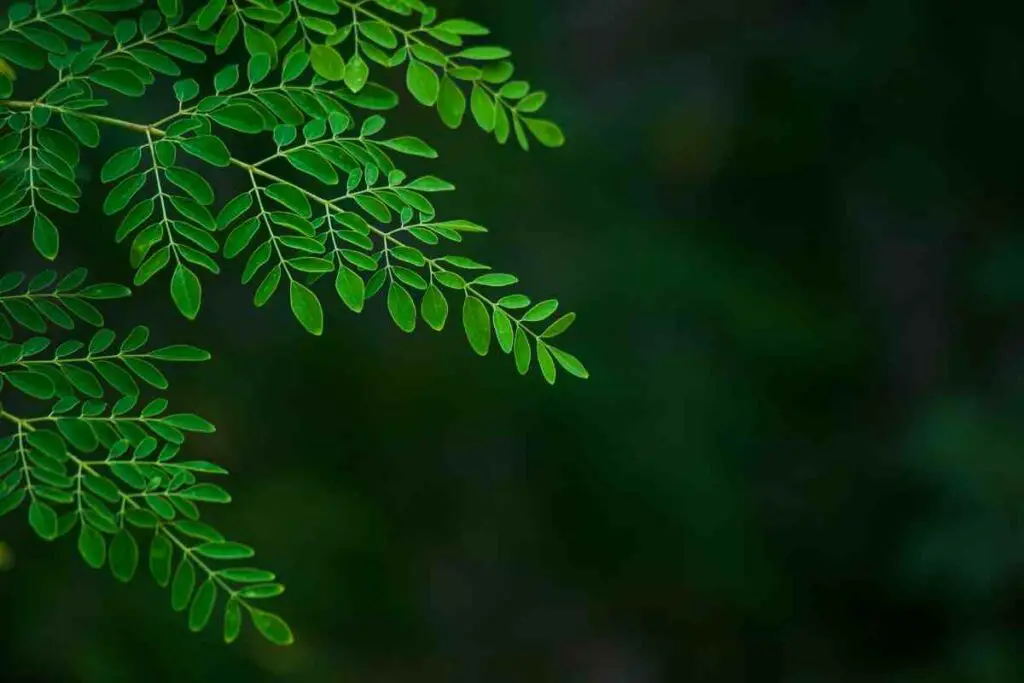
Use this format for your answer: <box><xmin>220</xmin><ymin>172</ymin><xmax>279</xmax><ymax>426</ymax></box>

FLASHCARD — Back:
<box><xmin>4</xmin><ymin>0</ymin><xmax>1024</xmax><ymax>680</ymax></box>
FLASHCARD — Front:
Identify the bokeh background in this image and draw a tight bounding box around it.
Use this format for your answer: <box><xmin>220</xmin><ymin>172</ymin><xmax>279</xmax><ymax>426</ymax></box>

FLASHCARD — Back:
<box><xmin>4</xmin><ymin>0</ymin><xmax>1024</xmax><ymax>680</ymax></box>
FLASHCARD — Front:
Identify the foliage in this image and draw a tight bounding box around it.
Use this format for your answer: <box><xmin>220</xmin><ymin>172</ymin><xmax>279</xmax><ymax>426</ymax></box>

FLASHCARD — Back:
<box><xmin>0</xmin><ymin>0</ymin><xmax>586</xmax><ymax>649</ymax></box>
<box><xmin>0</xmin><ymin>268</ymin><xmax>292</xmax><ymax>645</ymax></box>
<box><xmin>0</xmin><ymin>0</ymin><xmax>586</xmax><ymax>381</ymax></box>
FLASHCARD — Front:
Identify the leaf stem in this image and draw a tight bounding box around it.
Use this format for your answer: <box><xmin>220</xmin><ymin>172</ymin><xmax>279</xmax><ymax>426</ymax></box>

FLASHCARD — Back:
<box><xmin>144</xmin><ymin>130</ymin><xmax>182</xmax><ymax>266</ymax></box>
<box><xmin>247</xmin><ymin>169</ymin><xmax>294</xmax><ymax>284</ymax></box>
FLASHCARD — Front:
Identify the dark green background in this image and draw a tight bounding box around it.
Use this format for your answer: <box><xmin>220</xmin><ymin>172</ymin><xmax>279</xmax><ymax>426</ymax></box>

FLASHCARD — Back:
<box><xmin>4</xmin><ymin>0</ymin><xmax>1024</xmax><ymax>680</ymax></box>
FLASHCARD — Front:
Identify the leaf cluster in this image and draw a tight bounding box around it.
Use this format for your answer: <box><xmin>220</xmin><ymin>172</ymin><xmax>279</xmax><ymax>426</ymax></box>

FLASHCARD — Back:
<box><xmin>0</xmin><ymin>0</ymin><xmax>584</xmax><ymax>382</ymax></box>
<box><xmin>0</xmin><ymin>0</ymin><xmax>586</xmax><ymax>649</ymax></box>
<box><xmin>0</xmin><ymin>268</ymin><xmax>292</xmax><ymax>646</ymax></box>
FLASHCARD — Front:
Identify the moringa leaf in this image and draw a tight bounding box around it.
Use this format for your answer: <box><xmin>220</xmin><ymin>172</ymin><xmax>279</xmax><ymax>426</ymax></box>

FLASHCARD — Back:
<box><xmin>0</xmin><ymin>0</ymin><xmax>584</xmax><ymax>657</ymax></box>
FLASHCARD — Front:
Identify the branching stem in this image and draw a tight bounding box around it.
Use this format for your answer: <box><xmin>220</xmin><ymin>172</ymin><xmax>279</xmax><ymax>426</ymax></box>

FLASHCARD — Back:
<box><xmin>0</xmin><ymin>408</ymin><xmax>257</xmax><ymax>618</ymax></box>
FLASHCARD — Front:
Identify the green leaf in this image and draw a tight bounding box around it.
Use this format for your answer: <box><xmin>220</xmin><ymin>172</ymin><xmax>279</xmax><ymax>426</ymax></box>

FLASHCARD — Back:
<box><xmin>243</xmin><ymin>24</ymin><xmax>276</xmax><ymax>60</ymax></box>
<box><xmin>56</xmin><ymin>419</ymin><xmax>98</xmax><ymax>452</ymax></box>
<box><xmin>290</xmin><ymin>258</ymin><xmax>329</xmax><ymax>274</ymax></box>
<box><xmin>164</xmin><ymin>167</ymin><xmax>214</xmax><ymax>205</ymax></box>
<box><xmin>435</xmin><ymin>19</ymin><xmax>490</xmax><ymax>36</ymax></box>
<box><xmin>213</xmin><ymin>65</ymin><xmax>238</xmax><ymax>94</ymax></box>
<box><xmin>525</xmin><ymin>119</ymin><xmax>565</xmax><ymax>148</ymax></box>
<box><xmin>101</xmin><ymin>147</ymin><xmax>143</xmax><ymax>183</ymax></box>
<box><xmin>410</xmin><ymin>43</ymin><xmax>445</xmax><ymax>67</ymax></box>
<box><xmin>28</xmin><ymin>500</ymin><xmax>58</xmax><ymax>540</ymax></box>
<box><xmin>437</xmin><ymin>76</ymin><xmax>466</xmax><ymax>129</ymax></box>
<box><xmin>286</xmin><ymin>149</ymin><xmax>338</xmax><ymax>184</ymax></box>
<box><xmin>499</xmin><ymin>81</ymin><xmax>531</xmax><ymax>99</ymax></box>
<box><xmin>3</xmin><ymin>301</ymin><xmax>45</xmax><ymax>332</ymax></box>
<box><xmin>387</xmin><ymin>282</ymin><xmax>416</xmax><ymax>333</ymax></box>
<box><xmin>289</xmin><ymin>281</ymin><xmax>323</xmax><ymax>336</ymax></box>
<box><xmin>79</xmin><ymin>283</ymin><xmax>131</xmax><ymax>300</ymax></box>
<box><xmin>123</xmin><ymin>357</ymin><xmax>168</xmax><ymax>389</ymax></box>
<box><xmin>251</xmin><ymin>609</ymin><xmax>294</xmax><ymax>646</ymax></box>
<box><xmin>337</xmin><ymin>82</ymin><xmax>396</xmax><ymax>110</ymax></box>
<box><xmin>117</xmin><ymin>200</ymin><xmax>154</xmax><ymax>242</ymax></box>
<box><xmin>440</xmin><ymin>252</ymin><xmax>489</xmax><ymax>270</ymax></box>
<box><xmin>157</xmin><ymin>34</ymin><xmax>206</xmax><ymax>63</ymax></box>
<box><xmin>265</xmin><ymin>183</ymin><xmax>311</xmax><ymax>217</ymax></box>
<box><xmin>344</xmin><ymin>53</ymin><xmax>368</xmax><ymax>93</ymax></box>
<box><xmin>158</xmin><ymin>0</ymin><xmax>182</xmax><ymax>19</ymax></box>
<box><xmin>211</xmin><ymin>103</ymin><xmax>264</xmax><ymax>133</ymax></box>
<box><xmin>194</xmin><ymin>541</ymin><xmax>254</xmax><ymax>560</ymax></box>
<box><xmin>420</xmin><ymin>284</ymin><xmax>448</xmax><ymax>331</ymax></box>
<box><xmin>359</xmin><ymin>21</ymin><xmax>398</xmax><ymax>48</ymax></box>
<box><xmin>149</xmin><ymin>345</ymin><xmax>211</xmax><ymax>362</ymax></box>
<box><xmin>354</xmin><ymin>195</ymin><xmax>390</xmax><ymax>222</ymax></box>
<box><xmin>239</xmin><ymin>583</ymin><xmax>285</xmax><ymax>599</ymax></box>
<box><xmin>124</xmin><ymin>509</ymin><xmax>159</xmax><ymax>529</ymax></box>
<box><xmin>513</xmin><ymin>327</ymin><xmax>531</xmax><ymax>375</ymax></box>
<box><xmin>83</xmin><ymin>474</ymin><xmax>119</xmax><ymax>504</ymax></box>
<box><xmin>470</xmin><ymin>85</ymin><xmax>495</xmax><ymax>132</ymax></box>
<box><xmin>0</xmin><ymin>36</ymin><xmax>45</xmax><ymax>69</ymax></box>
<box><xmin>60</xmin><ymin>112</ymin><xmax>100</xmax><ymax>148</ymax></box>
<box><xmin>462</xmin><ymin>296</ymin><xmax>491</xmax><ymax>356</ymax></box>
<box><xmin>197</xmin><ymin>0</ymin><xmax>227</xmax><ymax>31</ymax></box>
<box><xmin>458</xmin><ymin>46</ymin><xmax>512</xmax><ymax>61</ymax></box>
<box><xmin>174</xmin><ymin>79</ymin><xmax>200</xmax><ymax>102</ymax></box>
<box><xmin>170</xmin><ymin>264</ymin><xmax>202</xmax><ymax>320</ymax></box>
<box><xmin>174</xmin><ymin>520</ymin><xmax>223</xmax><ymax>543</ymax></box>
<box><xmin>161</xmin><ymin>413</ymin><xmax>215</xmax><ymax>432</ymax></box>
<box><xmin>220</xmin><ymin>567</ymin><xmax>275</xmax><ymax>582</ymax></box>
<box><xmin>310</xmin><ymin>44</ymin><xmax>345</xmax><ymax>81</ymax></box>
<box><xmin>7</xmin><ymin>371</ymin><xmax>54</xmax><ymax>399</ymax></box>
<box><xmin>25</xmin><ymin>431</ymin><xmax>66</xmax><ymax>460</ymax></box>
<box><xmin>254</xmin><ymin>265</ymin><xmax>282</xmax><ymax>307</ymax></box>
<box><xmin>407</xmin><ymin>176</ymin><xmax>455</xmax><ymax>192</ymax></box>
<box><xmin>498</xmin><ymin>294</ymin><xmax>531</xmax><ymax>309</ymax></box>
<box><xmin>224</xmin><ymin>217</ymin><xmax>261</xmax><ymax>258</ymax></box>
<box><xmin>109</xmin><ymin>529</ymin><xmax>139</xmax><ymax>582</ymax></box>
<box><xmin>406</xmin><ymin>60</ymin><xmax>439</xmax><ymax>106</ymax></box>
<box><xmin>103</xmin><ymin>173</ymin><xmax>147</xmax><ymax>215</ymax></box>
<box><xmin>380</xmin><ymin>137</ymin><xmax>437</xmax><ymax>158</ymax></box>
<box><xmin>32</xmin><ymin>212</ymin><xmax>59</xmax><ymax>260</ymax></box>
<box><xmin>90</xmin><ymin>69</ymin><xmax>145</xmax><ymax>96</ymax></box>
<box><xmin>171</xmin><ymin>558</ymin><xmax>196</xmax><ymax>611</ymax></box>
<box><xmin>541</xmin><ymin>312</ymin><xmax>575</xmax><ymax>338</ymax></box>
<box><xmin>129</xmin><ymin>52</ymin><xmax>181</xmax><ymax>81</ymax></box>
<box><xmin>180</xmin><ymin>135</ymin><xmax>230</xmax><ymax>167</ymax></box>
<box><xmin>536</xmin><ymin>342</ymin><xmax>556</xmax><ymax>385</ymax></box>
<box><xmin>170</xmin><ymin>196</ymin><xmax>217</xmax><ymax>232</ymax></box>
<box><xmin>78</xmin><ymin>524</ymin><xmax>106</xmax><ymax>569</ymax></box>
<box><xmin>179</xmin><ymin>483</ymin><xmax>231</xmax><ymax>503</ymax></box>
<box><xmin>550</xmin><ymin>347</ymin><xmax>589</xmax><ymax>379</ymax></box>
<box><xmin>223</xmin><ymin>598</ymin><xmax>242</xmax><ymax>643</ymax></box>
<box><xmin>334</xmin><ymin>266</ymin><xmax>364</xmax><ymax>313</ymax></box>
<box><xmin>149</xmin><ymin>531</ymin><xmax>173</xmax><ymax>586</ymax></box>
<box><xmin>217</xmin><ymin>193</ymin><xmax>253</xmax><ymax>230</ymax></box>
<box><xmin>472</xmin><ymin>273</ymin><xmax>518</xmax><ymax>287</ymax></box>
<box><xmin>188</xmin><ymin>579</ymin><xmax>217</xmax><ymax>632</ymax></box>
<box><xmin>282</xmin><ymin>50</ymin><xmax>309</xmax><ymax>82</ymax></box>
<box><xmin>516</xmin><ymin>92</ymin><xmax>547</xmax><ymax>114</ymax></box>
<box><xmin>523</xmin><ymin>299</ymin><xmax>558</xmax><ymax>322</ymax></box>
<box><xmin>0</xmin><ymin>488</ymin><xmax>26</xmax><ymax>517</ymax></box>
<box><xmin>493</xmin><ymin>308</ymin><xmax>514</xmax><ymax>353</ymax></box>
<box><xmin>0</xmin><ymin>206</ymin><xmax>32</xmax><ymax>228</ymax></box>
